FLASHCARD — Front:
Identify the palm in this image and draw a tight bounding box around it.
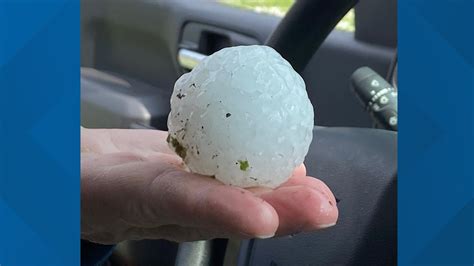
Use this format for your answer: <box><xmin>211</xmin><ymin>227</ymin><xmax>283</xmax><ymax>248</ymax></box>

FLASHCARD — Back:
<box><xmin>81</xmin><ymin>128</ymin><xmax>338</xmax><ymax>244</ymax></box>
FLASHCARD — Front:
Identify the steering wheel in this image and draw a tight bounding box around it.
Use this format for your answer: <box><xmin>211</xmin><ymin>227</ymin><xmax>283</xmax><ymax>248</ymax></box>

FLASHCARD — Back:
<box><xmin>220</xmin><ymin>1</ymin><xmax>397</xmax><ymax>265</ymax></box>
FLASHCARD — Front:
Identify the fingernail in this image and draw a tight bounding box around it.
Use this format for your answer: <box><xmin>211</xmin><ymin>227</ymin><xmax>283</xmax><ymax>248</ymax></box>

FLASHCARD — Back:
<box><xmin>256</xmin><ymin>233</ymin><xmax>275</xmax><ymax>239</ymax></box>
<box><xmin>309</xmin><ymin>190</ymin><xmax>339</xmax><ymax>229</ymax></box>
<box><xmin>316</xmin><ymin>222</ymin><xmax>336</xmax><ymax>229</ymax></box>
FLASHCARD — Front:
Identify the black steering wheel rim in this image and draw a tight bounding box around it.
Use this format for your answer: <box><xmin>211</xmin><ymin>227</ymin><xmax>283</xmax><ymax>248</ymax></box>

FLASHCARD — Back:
<box><xmin>266</xmin><ymin>0</ymin><xmax>357</xmax><ymax>73</ymax></box>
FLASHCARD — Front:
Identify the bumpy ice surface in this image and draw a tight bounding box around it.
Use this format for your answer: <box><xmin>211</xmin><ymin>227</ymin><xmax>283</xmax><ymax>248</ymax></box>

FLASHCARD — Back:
<box><xmin>167</xmin><ymin>45</ymin><xmax>314</xmax><ymax>188</ymax></box>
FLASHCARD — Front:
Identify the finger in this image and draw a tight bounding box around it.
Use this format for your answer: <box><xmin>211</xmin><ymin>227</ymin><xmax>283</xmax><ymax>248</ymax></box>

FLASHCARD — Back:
<box><xmin>123</xmin><ymin>225</ymin><xmax>220</xmax><ymax>242</ymax></box>
<box><xmin>257</xmin><ymin>185</ymin><xmax>338</xmax><ymax>236</ymax></box>
<box><xmin>293</xmin><ymin>164</ymin><xmax>307</xmax><ymax>177</ymax></box>
<box><xmin>147</xmin><ymin>169</ymin><xmax>279</xmax><ymax>238</ymax></box>
<box><xmin>113</xmin><ymin>160</ymin><xmax>279</xmax><ymax>238</ymax></box>
<box><xmin>126</xmin><ymin>224</ymin><xmax>253</xmax><ymax>243</ymax></box>
<box><xmin>280</xmin><ymin>175</ymin><xmax>337</xmax><ymax>204</ymax></box>
<box><xmin>80</xmin><ymin>150</ymin><xmax>185</xmax><ymax>221</ymax></box>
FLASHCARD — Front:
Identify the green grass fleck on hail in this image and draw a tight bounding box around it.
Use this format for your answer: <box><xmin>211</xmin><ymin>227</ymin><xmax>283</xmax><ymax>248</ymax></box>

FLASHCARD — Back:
<box><xmin>238</xmin><ymin>160</ymin><xmax>250</xmax><ymax>171</ymax></box>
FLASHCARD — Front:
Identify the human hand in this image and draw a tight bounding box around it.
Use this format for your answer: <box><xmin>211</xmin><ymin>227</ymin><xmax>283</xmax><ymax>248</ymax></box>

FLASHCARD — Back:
<box><xmin>81</xmin><ymin>128</ymin><xmax>338</xmax><ymax>244</ymax></box>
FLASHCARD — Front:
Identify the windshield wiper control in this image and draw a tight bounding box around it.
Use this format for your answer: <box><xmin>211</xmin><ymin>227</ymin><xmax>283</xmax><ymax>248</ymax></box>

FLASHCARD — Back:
<box><xmin>351</xmin><ymin>67</ymin><xmax>398</xmax><ymax>131</ymax></box>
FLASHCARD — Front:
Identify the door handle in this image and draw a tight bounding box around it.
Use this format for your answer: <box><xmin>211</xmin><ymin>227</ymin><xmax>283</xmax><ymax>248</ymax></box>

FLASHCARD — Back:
<box><xmin>178</xmin><ymin>49</ymin><xmax>207</xmax><ymax>70</ymax></box>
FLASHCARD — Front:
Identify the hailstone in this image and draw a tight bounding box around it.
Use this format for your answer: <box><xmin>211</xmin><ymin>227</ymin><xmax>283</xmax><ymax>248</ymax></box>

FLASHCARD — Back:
<box><xmin>167</xmin><ymin>45</ymin><xmax>314</xmax><ymax>188</ymax></box>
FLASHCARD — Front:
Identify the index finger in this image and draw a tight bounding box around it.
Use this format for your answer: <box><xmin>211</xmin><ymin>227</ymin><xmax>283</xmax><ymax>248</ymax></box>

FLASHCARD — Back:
<box><xmin>109</xmin><ymin>158</ymin><xmax>280</xmax><ymax>238</ymax></box>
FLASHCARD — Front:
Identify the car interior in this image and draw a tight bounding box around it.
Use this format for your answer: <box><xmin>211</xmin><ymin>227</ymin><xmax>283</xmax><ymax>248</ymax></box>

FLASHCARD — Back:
<box><xmin>81</xmin><ymin>0</ymin><xmax>397</xmax><ymax>265</ymax></box>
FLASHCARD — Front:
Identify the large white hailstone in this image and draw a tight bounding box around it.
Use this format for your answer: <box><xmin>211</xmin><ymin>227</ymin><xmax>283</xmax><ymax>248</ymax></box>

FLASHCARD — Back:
<box><xmin>167</xmin><ymin>45</ymin><xmax>314</xmax><ymax>188</ymax></box>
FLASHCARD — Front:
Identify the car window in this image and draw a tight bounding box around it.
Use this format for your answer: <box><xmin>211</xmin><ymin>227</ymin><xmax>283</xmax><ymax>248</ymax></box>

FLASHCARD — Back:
<box><xmin>219</xmin><ymin>0</ymin><xmax>355</xmax><ymax>32</ymax></box>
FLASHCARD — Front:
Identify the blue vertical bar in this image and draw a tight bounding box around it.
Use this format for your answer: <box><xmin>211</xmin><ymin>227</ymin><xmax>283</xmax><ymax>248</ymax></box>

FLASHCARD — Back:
<box><xmin>0</xmin><ymin>0</ymin><xmax>80</xmax><ymax>265</ymax></box>
<box><xmin>399</xmin><ymin>0</ymin><xmax>474</xmax><ymax>264</ymax></box>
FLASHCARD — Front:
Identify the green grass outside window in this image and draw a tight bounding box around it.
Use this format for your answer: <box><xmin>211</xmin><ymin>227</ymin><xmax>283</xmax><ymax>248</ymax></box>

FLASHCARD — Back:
<box><xmin>219</xmin><ymin>0</ymin><xmax>355</xmax><ymax>32</ymax></box>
